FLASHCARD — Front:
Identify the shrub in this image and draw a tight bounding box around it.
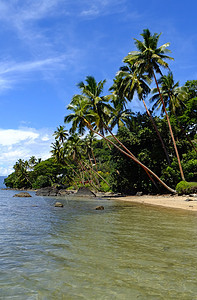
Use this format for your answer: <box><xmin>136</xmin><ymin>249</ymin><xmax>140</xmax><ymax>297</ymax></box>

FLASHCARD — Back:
<box><xmin>176</xmin><ymin>181</ymin><xmax>197</xmax><ymax>195</ymax></box>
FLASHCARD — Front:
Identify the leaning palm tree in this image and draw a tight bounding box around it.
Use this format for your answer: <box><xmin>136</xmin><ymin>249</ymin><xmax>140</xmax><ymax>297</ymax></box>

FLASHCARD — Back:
<box><xmin>111</xmin><ymin>65</ymin><xmax>171</xmax><ymax>165</ymax></box>
<box><xmin>124</xmin><ymin>29</ymin><xmax>185</xmax><ymax>181</ymax></box>
<box><xmin>64</xmin><ymin>93</ymin><xmax>176</xmax><ymax>193</ymax></box>
<box><xmin>84</xmin><ymin>132</ymin><xmax>98</xmax><ymax>171</ymax></box>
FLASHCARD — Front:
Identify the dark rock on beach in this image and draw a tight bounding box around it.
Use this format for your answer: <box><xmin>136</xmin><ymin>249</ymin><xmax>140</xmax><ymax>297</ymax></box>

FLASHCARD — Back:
<box><xmin>136</xmin><ymin>192</ymin><xmax>143</xmax><ymax>196</ymax></box>
<box><xmin>13</xmin><ymin>192</ymin><xmax>32</xmax><ymax>197</ymax></box>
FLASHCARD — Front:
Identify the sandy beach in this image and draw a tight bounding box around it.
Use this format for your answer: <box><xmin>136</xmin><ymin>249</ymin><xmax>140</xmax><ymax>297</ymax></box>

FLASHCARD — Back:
<box><xmin>110</xmin><ymin>194</ymin><xmax>197</xmax><ymax>212</ymax></box>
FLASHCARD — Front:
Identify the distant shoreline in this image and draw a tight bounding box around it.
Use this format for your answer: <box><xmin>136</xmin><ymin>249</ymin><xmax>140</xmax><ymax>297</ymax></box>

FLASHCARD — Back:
<box><xmin>109</xmin><ymin>194</ymin><xmax>197</xmax><ymax>212</ymax></box>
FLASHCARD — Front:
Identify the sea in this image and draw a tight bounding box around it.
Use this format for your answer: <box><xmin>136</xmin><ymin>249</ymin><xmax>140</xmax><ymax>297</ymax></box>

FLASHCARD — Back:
<box><xmin>0</xmin><ymin>189</ymin><xmax>197</xmax><ymax>299</ymax></box>
<box><xmin>0</xmin><ymin>176</ymin><xmax>6</xmax><ymax>189</ymax></box>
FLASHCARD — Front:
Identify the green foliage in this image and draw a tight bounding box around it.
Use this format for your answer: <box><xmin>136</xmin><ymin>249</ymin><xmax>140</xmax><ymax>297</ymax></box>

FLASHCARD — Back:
<box><xmin>109</xmin><ymin>119</ymin><xmax>171</xmax><ymax>194</ymax></box>
<box><xmin>32</xmin><ymin>175</ymin><xmax>51</xmax><ymax>189</ymax></box>
<box><xmin>100</xmin><ymin>182</ymin><xmax>111</xmax><ymax>193</ymax></box>
<box><xmin>176</xmin><ymin>181</ymin><xmax>197</xmax><ymax>195</ymax></box>
<box><xmin>4</xmin><ymin>173</ymin><xmax>17</xmax><ymax>189</ymax></box>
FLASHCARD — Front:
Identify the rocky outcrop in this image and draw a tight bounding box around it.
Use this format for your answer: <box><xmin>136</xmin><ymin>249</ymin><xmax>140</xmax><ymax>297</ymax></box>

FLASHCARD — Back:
<box><xmin>36</xmin><ymin>187</ymin><xmax>76</xmax><ymax>197</ymax></box>
<box><xmin>36</xmin><ymin>187</ymin><xmax>59</xmax><ymax>196</ymax></box>
<box><xmin>75</xmin><ymin>187</ymin><xmax>96</xmax><ymax>197</ymax></box>
<box><xmin>13</xmin><ymin>192</ymin><xmax>32</xmax><ymax>197</ymax></box>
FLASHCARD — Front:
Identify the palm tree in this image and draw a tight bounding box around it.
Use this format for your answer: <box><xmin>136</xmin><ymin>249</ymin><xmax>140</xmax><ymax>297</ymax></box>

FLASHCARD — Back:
<box><xmin>77</xmin><ymin>76</ymin><xmax>106</xmax><ymax>110</ymax></box>
<box><xmin>51</xmin><ymin>140</ymin><xmax>62</xmax><ymax>163</ymax></box>
<box><xmin>84</xmin><ymin>132</ymin><xmax>98</xmax><ymax>170</ymax></box>
<box><xmin>150</xmin><ymin>72</ymin><xmax>188</xmax><ymax>115</ymax></box>
<box><xmin>13</xmin><ymin>159</ymin><xmax>32</xmax><ymax>187</ymax></box>
<box><xmin>53</xmin><ymin>125</ymin><xmax>69</xmax><ymax>144</ymax></box>
<box><xmin>64</xmin><ymin>91</ymin><xmax>176</xmax><ymax>193</ymax></box>
<box><xmin>29</xmin><ymin>156</ymin><xmax>37</xmax><ymax>169</ymax></box>
<box><xmin>124</xmin><ymin>29</ymin><xmax>185</xmax><ymax>181</ymax></box>
<box><xmin>67</xmin><ymin>134</ymin><xmax>102</xmax><ymax>189</ymax></box>
<box><xmin>111</xmin><ymin>65</ymin><xmax>171</xmax><ymax>165</ymax></box>
<box><xmin>151</xmin><ymin>72</ymin><xmax>197</xmax><ymax>153</ymax></box>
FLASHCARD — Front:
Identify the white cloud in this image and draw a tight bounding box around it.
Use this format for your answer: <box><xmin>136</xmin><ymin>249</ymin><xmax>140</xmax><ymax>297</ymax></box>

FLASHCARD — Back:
<box><xmin>79</xmin><ymin>0</ymin><xmax>126</xmax><ymax>17</ymax></box>
<box><xmin>0</xmin><ymin>55</ymin><xmax>73</xmax><ymax>92</ymax></box>
<box><xmin>0</xmin><ymin>129</ymin><xmax>38</xmax><ymax>146</ymax></box>
<box><xmin>0</xmin><ymin>57</ymin><xmax>66</xmax><ymax>76</ymax></box>
<box><xmin>0</xmin><ymin>127</ymin><xmax>54</xmax><ymax>175</ymax></box>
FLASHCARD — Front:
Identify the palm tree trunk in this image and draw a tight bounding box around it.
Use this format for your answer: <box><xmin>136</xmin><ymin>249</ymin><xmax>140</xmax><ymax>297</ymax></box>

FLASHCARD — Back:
<box><xmin>78</xmin><ymin>160</ymin><xmax>99</xmax><ymax>191</ymax></box>
<box><xmin>141</xmin><ymin>98</ymin><xmax>171</xmax><ymax>166</ymax></box>
<box><xmin>88</xmin><ymin>125</ymin><xmax>176</xmax><ymax>193</ymax></box>
<box><xmin>91</xmin><ymin>148</ymin><xmax>98</xmax><ymax>172</ymax></box>
<box><xmin>84</xmin><ymin>161</ymin><xmax>110</xmax><ymax>187</ymax></box>
<box><xmin>153</xmin><ymin>72</ymin><xmax>185</xmax><ymax>181</ymax></box>
<box><xmin>87</xmin><ymin>152</ymin><xmax>100</xmax><ymax>187</ymax></box>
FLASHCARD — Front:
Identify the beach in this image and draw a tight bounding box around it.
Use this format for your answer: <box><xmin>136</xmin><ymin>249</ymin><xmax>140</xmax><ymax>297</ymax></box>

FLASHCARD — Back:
<box><xmin>110</xmin><ymin>194</ymin><xmax>197</xmax><ymax>212</ymax></box>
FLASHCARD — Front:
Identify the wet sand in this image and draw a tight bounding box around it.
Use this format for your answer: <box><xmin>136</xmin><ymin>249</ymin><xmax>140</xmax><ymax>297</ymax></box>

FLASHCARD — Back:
<box><xmin>110</xmin><ymin>194</ymin><xmax>197</xmax><ymax>212</ymax></box>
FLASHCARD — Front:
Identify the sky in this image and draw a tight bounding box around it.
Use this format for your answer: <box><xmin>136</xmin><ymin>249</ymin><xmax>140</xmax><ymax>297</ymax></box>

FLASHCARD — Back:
<box><xmin>0</xmin><ymin>0</ymin><xmax>196</xmax><ymax>176</ymax></box>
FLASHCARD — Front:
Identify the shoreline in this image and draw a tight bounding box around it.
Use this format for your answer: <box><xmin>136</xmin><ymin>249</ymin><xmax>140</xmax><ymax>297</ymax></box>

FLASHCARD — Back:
<box><xmin>109</xmin><ymin>194</ymin><xmax>197</xmax><ymax>212</ymax></box>
<box><xmin>2</xmin><ymin>188</ymin><xmax>197</xmax><ymax>212</ymax></box>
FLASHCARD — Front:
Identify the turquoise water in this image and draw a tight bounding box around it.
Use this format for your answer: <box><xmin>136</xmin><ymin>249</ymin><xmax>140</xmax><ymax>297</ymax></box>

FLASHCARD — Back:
<box><xmin>0</xmin><ymin>189</ymin><xmax>197</xmax><ymax>299</ymax></box>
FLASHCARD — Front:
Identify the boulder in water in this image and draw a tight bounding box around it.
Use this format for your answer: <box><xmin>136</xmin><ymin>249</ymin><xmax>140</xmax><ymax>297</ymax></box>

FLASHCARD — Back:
<box><xmin>54</xmin><ymin>202</ymin><xmax>64</xmax><ymax>207</ymax></box>
<box><xmin>95</xmin><ymin>206</ymin><xmax>104</xmax><ymax>210</ymax></box>
<box><xmin>13</xmin><ymin>192</ymin><xmax>32</xmax><ymax>198</ymax></box>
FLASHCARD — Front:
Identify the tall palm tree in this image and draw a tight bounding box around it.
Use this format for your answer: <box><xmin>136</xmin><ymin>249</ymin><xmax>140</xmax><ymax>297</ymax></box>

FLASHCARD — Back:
<box><xmin>151</xmin><ymin>72</ymin><xmax>197</xmax><ymax>153</ymax></box>
<box><xmin>150</xmin><ymin>72</ymin><xmax>188</xmax><ymax>115</ymax></box>
<box><xmin>124</xmin><ymin>29</ymin><xmax>185</xmax><ymax>181</ymax></box>
<box><xmin>53</xmin><ymin>125</ymin><xmax>69</xmax><ymax>144</ymax></box>
<box><xmin>111</xmin><ymin>65</ymin><xmax>171</xmax><ymax>165</ymax></box>
<box><xmin>64</xmin><ymin>93</ymin><xmax>176</xmax><ymax>193</ymax></box>
<box><xmin>77</xmin><ymin>76</ymin><xmax>106</xmax><ymax>110</ymax></box>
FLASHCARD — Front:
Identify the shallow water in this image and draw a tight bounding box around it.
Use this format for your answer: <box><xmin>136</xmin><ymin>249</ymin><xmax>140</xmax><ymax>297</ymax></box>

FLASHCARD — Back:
<box><xmin>0</xmin><ymin>189</ymin><xmax>197</xmax><ymax>299</ymax></box>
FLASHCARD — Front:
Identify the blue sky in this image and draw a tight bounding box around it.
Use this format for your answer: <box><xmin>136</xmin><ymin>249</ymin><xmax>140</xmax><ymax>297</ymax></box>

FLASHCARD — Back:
<box><xmin>0</xmin><ymin>0</ymin><xmax>196</xmax><ymax>175</ymax></box>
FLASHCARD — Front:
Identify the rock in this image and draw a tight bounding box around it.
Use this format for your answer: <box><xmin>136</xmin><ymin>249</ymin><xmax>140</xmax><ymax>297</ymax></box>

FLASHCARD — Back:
<box><xmin>95</xmin><ymin>206</ymin><xmax>104</xmax><ymax>210</ymax></box>
<box><xmin>13</xmin><ymin>192</ymin><xmax>32</xmax><ymax>197</ymax></box>
<box><xmin>36</xmin><ymin>187</ymin><xmax>59</xmax><ymax>196</ymax></box>
<box><xmin>58</xmin><ymin>189</ymin><xmax>73</xmax><ymax>196</ymax></box>
<box><xmin>185</xmin><ymin>198</ymin><xmax>193</xmax><ymax>202</ymax></box>
<box><xmin>136</xmin><ymin>192</ymin><xmax>143</xmax><ymax>196</ymax></box>
<box><xmin>189</xmin><ymin>194</ymin><xmax>197</xmax><ymax>197</ymax></box>
<box><xmin>54</xmin><ymin>202</ymin><xmax>64</xmax><ymax>207</ymax></box>
<box><xmin>75</xmin><ymin>187</ymin><xmax>96</xmax><ymax>197</ymax></box>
